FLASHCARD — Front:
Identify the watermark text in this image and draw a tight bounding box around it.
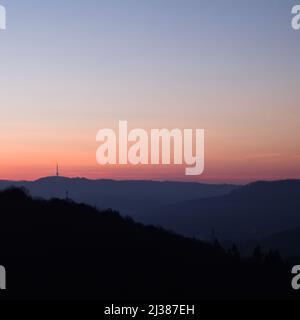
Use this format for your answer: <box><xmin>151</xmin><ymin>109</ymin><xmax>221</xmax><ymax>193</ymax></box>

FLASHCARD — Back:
<box><xmin>0</xmin><ymin>265</ymin><xmax>6</xmax><ymax>290</ymax></box>
<box><xmin>0</xmin><ymin>4</ymin><xmax>6</xmax><ymax>30</ymax></box>
<box><xmin>96</xmin><ymin>121</ymin><xmax>204</xmax><ymax>176</ymax></box>
<box><xmin>292</xmin><ymin>5</ymin><xmax>300</xmax><ymax>30</ymax></box>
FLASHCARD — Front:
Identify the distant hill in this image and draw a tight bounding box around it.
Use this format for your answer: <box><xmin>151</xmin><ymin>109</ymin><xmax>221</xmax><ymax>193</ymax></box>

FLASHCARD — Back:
<box><xmin>0</xmin><ymin>188</ymin><xmax>294</xmax><ymax>300</ymax></box>
<box><xmin>1</xmin><ymin>178</ymin><xmax>300</xmax><ymax>257</ymax></box>
<box><xmin>0</xmin><ymin>176</ymin><xmax>237</xmax><ymax>217</ymax></box>
<box><xmin>146</xmin><ymin>180</ymin><xmax>300</xmax><ymax>242</ymax></box>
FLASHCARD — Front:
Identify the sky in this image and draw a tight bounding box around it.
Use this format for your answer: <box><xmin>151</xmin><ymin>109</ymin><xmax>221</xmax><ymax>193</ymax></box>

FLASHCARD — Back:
<box><xmin>0</xmin><ymin>0</ymin><xmax>300</xmax><ymax>183</ymax></box>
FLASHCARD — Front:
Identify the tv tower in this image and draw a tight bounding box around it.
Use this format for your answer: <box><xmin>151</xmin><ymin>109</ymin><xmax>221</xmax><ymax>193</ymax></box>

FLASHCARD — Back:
<box><xmin>56</xmin><ymin>163</ymin><xmax>59</xmax><ymax>177</ymax></box>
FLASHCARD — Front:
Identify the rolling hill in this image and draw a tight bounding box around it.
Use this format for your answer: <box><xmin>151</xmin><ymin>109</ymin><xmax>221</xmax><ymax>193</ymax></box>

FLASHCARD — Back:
<box><xmin>1</xmin><ymin>178</ymin><xmax>300</xmax><ymax>258</ymax></box>
<box><xmin>145</xmin><ymin>180</ymin><xmax>300</xmax><ymax>242</ymax></box>
<box><xmin>0</xmin><ymin>187</ymin><xmax>294</xmax><ymax>300</ymax></box>
<box><xmin>0</xmin><ymin>176</ymin><xmax>237</xmax><ymax>217</ymax></box>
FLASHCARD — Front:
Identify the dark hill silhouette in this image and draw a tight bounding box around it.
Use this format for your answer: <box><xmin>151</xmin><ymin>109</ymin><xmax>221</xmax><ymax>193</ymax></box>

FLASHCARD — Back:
<box><xmin>230</xmin><ymin>179</ymin><xmax>300</xmax><ymax>199</ymax></box>
<box><xmin>0</xmin><ymin>188</ymin><xmax>295</xmax><ymax>300</ymax></box>
<box><xmin>0</xmin><ymin>177</ymin><xmax>237</xmax><ymax>218</ymax></box>
<box><xmin>1</xmin><ymin>178</ymin><xmax>300</xmax><ymax>254</ymax></box>
<box><xmin>146</xmin><ymin>180</ymin><xmax>300</xmax><ymax>242</ymax></box>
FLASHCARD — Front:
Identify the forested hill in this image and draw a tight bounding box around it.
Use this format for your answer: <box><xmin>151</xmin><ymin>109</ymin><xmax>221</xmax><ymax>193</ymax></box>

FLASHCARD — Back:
<box><xmin>0</xmin><ymin>187</ymin><xmax>296</xmax><ymax>300</ymax></box>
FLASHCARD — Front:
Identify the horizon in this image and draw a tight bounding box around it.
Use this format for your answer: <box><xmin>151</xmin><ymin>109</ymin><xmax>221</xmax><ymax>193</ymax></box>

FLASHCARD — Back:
<box><xmin>1</xmin><ymin>174</ymin><xmax>299</xmax><ymax>186</ymax></box>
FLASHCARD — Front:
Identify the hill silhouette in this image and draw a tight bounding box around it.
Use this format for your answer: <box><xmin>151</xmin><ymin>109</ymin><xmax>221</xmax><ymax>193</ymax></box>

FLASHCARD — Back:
<box><xmin>0</xmin><ymin>177</ymin><xmax>237</xmax><ymax>217</ymax></box>
<box><xmin>0</xmin><ymin>188</ymin><xmax>296</xmax><ymax>300</ymax></box>
<box><xmin>1</xmin><ymin>178</ymin><xmax>300</xmax><ymax>257</ymax></box>
<box><xmin>148</xmin><ymin>180</ymin><xmax>300</xmax><ymax>244</ymax></box>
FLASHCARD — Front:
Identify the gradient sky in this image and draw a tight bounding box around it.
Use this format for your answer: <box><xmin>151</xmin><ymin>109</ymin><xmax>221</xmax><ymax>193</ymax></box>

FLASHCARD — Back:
<box><xmin>0</xmin><ymin>0</ymin><xmax>300</xmax><ymax>183</ymax></box>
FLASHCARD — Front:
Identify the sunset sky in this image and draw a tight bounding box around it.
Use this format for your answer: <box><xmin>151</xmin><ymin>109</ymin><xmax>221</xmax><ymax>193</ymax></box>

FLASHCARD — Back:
<box><xmin>1</xmin><ymin>0</ymin><xmax>300</xmax><ymax>183</ymax></box>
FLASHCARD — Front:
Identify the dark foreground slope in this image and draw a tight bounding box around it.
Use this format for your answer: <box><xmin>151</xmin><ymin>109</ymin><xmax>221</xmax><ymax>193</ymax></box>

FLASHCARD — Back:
<box><xmin>0</xmin><ymin>188</ymin><xmax>296</xmax><ymax>300</ymax></box>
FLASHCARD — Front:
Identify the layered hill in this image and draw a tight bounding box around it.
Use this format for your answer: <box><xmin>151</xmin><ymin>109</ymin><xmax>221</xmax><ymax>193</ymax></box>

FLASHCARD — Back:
<box><xmin>0</xmin><ymin>187</ymin><xmax>294</xmax><ymax>300</ymax></box>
